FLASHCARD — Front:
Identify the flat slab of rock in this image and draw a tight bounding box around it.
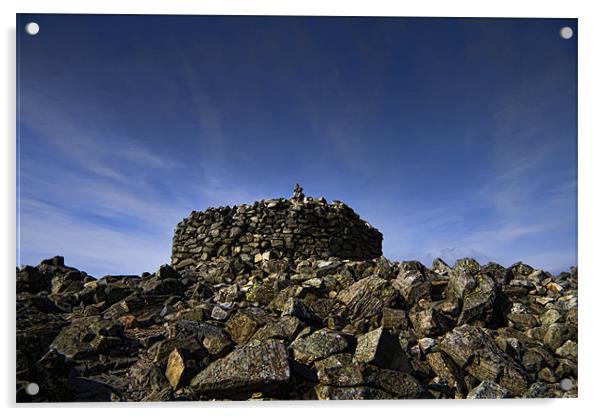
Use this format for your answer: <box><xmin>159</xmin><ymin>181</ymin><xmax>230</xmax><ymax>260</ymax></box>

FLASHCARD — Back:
<box><xmin>189</xmin><ymin>339</ymin><xmax>290</xmax><ymax>397</ymax></box>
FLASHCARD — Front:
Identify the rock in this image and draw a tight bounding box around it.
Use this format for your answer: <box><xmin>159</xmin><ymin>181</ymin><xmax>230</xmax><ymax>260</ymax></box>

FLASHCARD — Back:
<box><xmin>157</xmin><ymin>264</ymin><xmax>181</xmax><ymax>280</ymax></box>
<box><xmin>467</xmin><ymin>380</ymin><xmax>509</xmax><ymax>399</ymax></box>
<box><xmin>165</xmin><ymin>348</ymin><xmax>199</xmax><ymax>389</ymax></box>
<box><xmin>543</xmin><ymin>323</ymin><xmax>577</xmax><ymax>350</ymax></box>
<box><xmin>457</xmin><ymin>274</ymin><xmax>499</xmax><ymax>325</ymax></box>
<box><xmin>189</xmin><ymin>339</ymin><xmax>290</xmax><ymax>398</ymax></box>
<box><xmin>225</xmin><ymin>309</ymin><xmax>267</xmax><ymax>344</ymax></box>
<box><xmin>445</xmin><ymin>262</ymin><xmax>477</xmax><ymax>300</ymax></box>
<box><xmin>381</xmin><ymin>307</ymin><xmax>408</xmax><ymax>333</ymax></box>
<box><xmin>172</xmin><ymin>186</ymin><xmax>382</xmax><ymax>269</ymax></box>
<box><xmin>440</xmin><ymin>325</ymin><xmax>529</xmax><ymax>396</ymax></box>
<box><xmin>336</xmin><ymin>276</ymin><xmax>398</xmax><ymax>321</ymax></box>
<box><xmin>426</xmin><ymin>352</ymin><xmax>465</xmax><ymax>393</ymax></box>
<box><xmin>540</xmin><ymin>309</ymin><xmax>563</xmax><ymax>326</ymax></box>
<box><xmin>281</xmin><ymin>297</ymin><xmax>319</xmax><ymax>323</ymax></box>
<box><xmin>315</xmin><ymin>385</ymin><xmax>392</xmax><ymax>400</ymax></box>
<box><xmin>251</xmin><ymin>316</ymin><xmax>303</xmax><ymax>342</ymax></box>
<box><xmin>393</xmin><ymin>264</ymin><xmax>431</xmax><ymax>305</ymax></box>
<box><xmin>523</xmin><ymin>382</ymin><xmax>556</xmax><ymax>398</ymax></box>
<box><xmin>17</xmin><ymin>266</ymin><xmax>50</xmax><ymax>294</ymax></box>
<box><xmin>317</xmin><ymin>362</ymin><xmax>425</xmax><ymax>399</ymax></box>
<box><xmin>354</xmin><ymin>327</ymin><xmax>409</xmax><ymax>371</ymax></box>
<box><xmin>538</xmin><ymin>367</ymin><xmax>557</xmax><ymax>383</ymax></box>
<box><xmin>556</xmin><ymin>340</ymin><xmax>577</xmax><ymax>360</ymax></box>
<box><xmin>210</xmin><ymin>305</ymin><xmax>228</xmax><ymax>321</ymax></box>
<box><xmin>292</xmin><ymin>329</ymin><xmax>349</xmax><ymax>364</ymax></box>
<box><xmin>409</xmin><ymin>306</ymin><xmax>447</xmax><ymax>338</ymax></box>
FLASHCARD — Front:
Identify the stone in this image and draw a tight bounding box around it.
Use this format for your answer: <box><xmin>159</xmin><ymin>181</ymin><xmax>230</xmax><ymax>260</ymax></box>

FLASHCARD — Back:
<box><xmin>540</xmin><ymin>309</ymin><xmax>563</xmax><ymax>326</ymax></box>
<box><xmin>156</xmin><ymin>264</ymin><xmax>181</xmax><ymax>280</ymax></box>
<box><xmin>281</xmin><ymin>297</ymin><xmax>319</xmax><ymax>323</ymax></box>
<box><xmin>210</xmin><ymin>305</ymin><xmax>228</xmax><ymax>321</ymax></box>
<box><xmin>165</xmin><ymin>348</ymin><xmax>198</xmax><ymax>390</ymax></box>
<box><xmin>409</xmin><ymin>306</ymin><xmax>447</xmax><ymax>338</ymax></box>
<box><xmin>315</xmin><ymin>385</ymin><xmax>392</xmax><ymax>400</ymax></box>
<box><xmin>445</xmin><ymin>265</ymin><xmax>477</xmax><ymax>300</ymax></box>
<box><xmin>317</xmin><ymin>363</ymin><xmax>425</xmax><ymax>399</ymax></box>
<box><xmin>556</xmin><ymin>340</ymin><xmax>577</xmax><ymax>360</ymax></box>
<box><xmin>189</xmin><ymin>339</ymin><xmax>290</xmax><ymax>397</ymax></box>
<box><xmin>171</xmin><ymin>188</ymin><xmax>382</xmax><ymax>270</ymax></box>
<box><xmin>457</xmin><ymin>274</ymin><xmax>499</xmax><ymax>325</ymax></box>
<box><xmin>225</xmin><ymin>310</ymin><xmax>266</xmax><ymax>344</ymax></box>
<box><xmin>381</xmin><ymin>308</ymin><xmax>408</xmax><ymax>333</ymax></box>
<box><xmin>292</xmin><ymin>329</ymin><xmax>349</xmax><ymax>364</ymax></box>
<box><xmin>440</xmin><ymin>325</ymin><xmax>529</xmax><ymax>396</ymax></box>
<box><xmin>466</xmin><ymin>380</ymin><xmax>509</xmax><ymax>399</ymax></box>
<box><xmin>426</xmin><ymin>352</ymin><xmax>465</xmax><ymax>393</ymax></box>
<box><xmin>393</xmin><ymin>267</ymin><xmax>430</xmax><ymax>305</ymax></box>
<box><xmin>354</xmin><ymin>327</ymin><xmax>409</xmax><ymax>371</ymax></box>
<box><xmin>544</xmin><ymin>323</ymin><xmax>577</xmax><ymax>350</ymax></box>
<box><xmin>251</xmin><ymin>315</ymin><xmax>303</xmax><ymax>342</ymax></box>
<box><xmin>336</xmin><ymin>276</ymin><xmax>398</xmax><ymax>321</ymax></box>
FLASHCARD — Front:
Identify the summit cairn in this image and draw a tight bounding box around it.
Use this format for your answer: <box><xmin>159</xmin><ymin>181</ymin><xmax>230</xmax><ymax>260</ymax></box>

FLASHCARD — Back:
<box><xmin>170</xmin><ymin>186</ymin><xmax>383</xmax><ymax>271</ymax></box>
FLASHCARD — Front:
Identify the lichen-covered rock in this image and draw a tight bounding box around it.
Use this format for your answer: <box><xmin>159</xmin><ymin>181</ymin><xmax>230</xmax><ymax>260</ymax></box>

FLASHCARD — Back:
<box><xmin>544</xmin><ymin>323</ymin><xmax>577</xmax><ymax>350</ymax></box>
<box><xmin>336</xmin><ymin>276</ymin><xmax>398</xmax><ymax>321</ymax></box>
<box><xmin>409</xmin><ymin>305</ymin><xmax>447</xmax><ymax>338</ymax></box>
<box><xmin>292</xmin><ymin>329</ymin><xmax>349</xmax><ymax>364</ymax></box>
<box><xmin>440</xmin><ymin>325</ymin><xmax>530</xmax><ymax>396</ymax></box>
<box><xmin>317</xmin><ymin>362</ymin><xmax>425</xmax><ymax>399</ymax></box>
<box><xmin>467</xmin><ymin>380</ymin><xmax>509</xmax><ymax>399</ymax></box>
<box><xmin>188</xmin><ymin>339</ymin><xmax>290</xmax><ymax>398</ymax></box>
<box><xmin>354</xmin><ymin>327</ymin><xmax>409</xmax><ymax>371</ymax></box>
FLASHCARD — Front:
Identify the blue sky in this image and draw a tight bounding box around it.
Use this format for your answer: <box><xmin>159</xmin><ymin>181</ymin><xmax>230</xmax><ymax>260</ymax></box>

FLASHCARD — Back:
<box><xmin>17</xmin><ymin>15</ymin><xmax>577</xmax><ymax>277</ymax></box>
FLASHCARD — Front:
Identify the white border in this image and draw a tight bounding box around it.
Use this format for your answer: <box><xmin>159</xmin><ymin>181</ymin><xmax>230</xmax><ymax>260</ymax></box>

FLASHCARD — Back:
<box><xmin>2</xmin><ymin>1</ymin><xmax>601</xmax><ymax>415</ymax></box>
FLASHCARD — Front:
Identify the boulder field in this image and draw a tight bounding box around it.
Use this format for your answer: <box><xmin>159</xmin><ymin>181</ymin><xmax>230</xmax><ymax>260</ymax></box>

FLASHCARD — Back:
<box><xmin>16</xmin><ymin>187</ymin><xmax>577</xmax><ymax>401</ymax></box>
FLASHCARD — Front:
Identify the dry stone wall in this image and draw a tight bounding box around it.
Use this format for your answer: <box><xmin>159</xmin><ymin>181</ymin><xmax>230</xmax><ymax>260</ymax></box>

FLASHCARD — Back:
<box><xmin>171</xmin><ymin>186</ymin><xmax>383</xmax><ymax>271</ymax></box>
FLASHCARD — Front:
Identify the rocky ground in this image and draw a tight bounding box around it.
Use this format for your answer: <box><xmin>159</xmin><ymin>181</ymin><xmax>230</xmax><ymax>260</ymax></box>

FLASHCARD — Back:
<box><xmin>17</xmin><ymin>254</ymin><xmax>577</xmax><ymax>401</ymax></box>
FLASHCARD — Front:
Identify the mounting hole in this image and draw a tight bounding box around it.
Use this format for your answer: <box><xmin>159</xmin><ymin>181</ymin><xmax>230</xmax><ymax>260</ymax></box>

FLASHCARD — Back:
<box><xmin>25</xmin><ymin>382</ymin><xmax>39</xmax><ymax>396</ymax></box>
<box><xmin>560</xmin><ymin>26</ymin><xmax>573</xmax><ymax>40</ymax></box>
<box><xmin>560</xmin><ymin>378</ymin><xmax>573</xmax><ymax>391</ymax></box>
<box><xmin>25</xmin><ymin>22</ymin><xmax>39</xmax><ymax>36</ymax></box>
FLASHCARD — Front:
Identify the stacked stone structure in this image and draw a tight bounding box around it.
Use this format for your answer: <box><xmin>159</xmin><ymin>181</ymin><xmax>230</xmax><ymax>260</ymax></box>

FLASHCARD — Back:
<box><xmin>171</xmin><ymin>185</ymin><xmax>383</xmax><ymax>270</ymax></box>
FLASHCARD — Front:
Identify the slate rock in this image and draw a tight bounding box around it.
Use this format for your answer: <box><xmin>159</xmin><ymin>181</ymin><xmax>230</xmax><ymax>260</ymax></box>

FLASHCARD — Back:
<box><xmin>292</xmin><ymin>329</ymin><xmax>349</xmax><ymax>364</ymax></box>
<box><xmin>189</xmin><ymin>339</ymin><xmax>290</xmax><ymax>398</ymax></box>
<box><xmin>354</xmin><ymin>327</ymin><xmax>409</xmax><ymax>371</ymax></box>
<box><xmin>466</xmin><ymin>380</ymin><xmax>509</xmax><ymax>399</ymax></box>
<box><xmin>440</xmin><ymin>325</ymin><xmax>529</xmax><ymax>396</ymax></box>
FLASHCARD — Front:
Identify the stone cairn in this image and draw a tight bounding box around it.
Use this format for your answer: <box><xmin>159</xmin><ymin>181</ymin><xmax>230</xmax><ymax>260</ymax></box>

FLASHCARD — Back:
<box><xmin>171</xmin><ymin>185</ymin><xmax>383</xmax><ymax>270</ymax></box>
<box><xmin>16</xmin><ymin>186</ymin><xmax>578</xmax><ymax>402</ymax></box>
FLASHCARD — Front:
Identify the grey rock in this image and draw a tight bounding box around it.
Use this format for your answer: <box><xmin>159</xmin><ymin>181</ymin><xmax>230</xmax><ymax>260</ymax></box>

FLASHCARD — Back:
<box><xmin>354</xmin><ymin>327</ymin><xmax>409</xmax><ymax>371</ymax></box>
<box><xmin>189</xmin><ymin>339</ymin><xmax>290</xmax><ymax>397</ymax></box>
<box><xmin>467</xmin><ymin>380</ymin><xmax>509</xmax><ymax>399</ymax></box>
<box><xmin>292</xmin><ymin>329</ymin><xmax>349</xmax><ymax>364</ymax></box>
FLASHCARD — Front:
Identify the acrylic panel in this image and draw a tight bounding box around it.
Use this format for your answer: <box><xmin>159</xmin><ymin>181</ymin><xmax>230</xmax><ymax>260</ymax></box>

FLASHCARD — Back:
<box><xmin>16</xmin><ymin>14</ymin><xmax>578</xmax><ymax>402</ymax></box>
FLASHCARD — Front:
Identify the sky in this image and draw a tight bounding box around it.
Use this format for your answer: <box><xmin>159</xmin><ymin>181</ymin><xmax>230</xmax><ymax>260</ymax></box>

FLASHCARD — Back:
<box><xmin>17</xmin><ymin>15</ymin><xmax>577</xmax><ymax>277</ymax></box>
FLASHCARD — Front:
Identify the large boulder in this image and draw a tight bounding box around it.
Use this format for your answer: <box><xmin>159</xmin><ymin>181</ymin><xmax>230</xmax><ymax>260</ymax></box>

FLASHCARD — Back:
<box><xmin>440</xmin><ymin>325</ymin><xmax>529</xmax><ymax>396</ymax></box>
<box><xmin>188</xmin><ymin>339</ymin><xmax>290</xmax><ymax>398</ymax></box>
